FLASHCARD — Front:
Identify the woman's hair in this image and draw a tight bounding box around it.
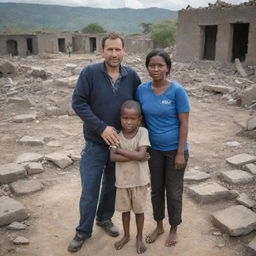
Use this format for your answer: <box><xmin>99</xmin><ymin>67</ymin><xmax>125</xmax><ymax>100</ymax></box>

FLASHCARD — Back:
<box><xmin>145</xmin><ymin>49</ymin><xmax>172</xmax><ymax>75</ymax></box>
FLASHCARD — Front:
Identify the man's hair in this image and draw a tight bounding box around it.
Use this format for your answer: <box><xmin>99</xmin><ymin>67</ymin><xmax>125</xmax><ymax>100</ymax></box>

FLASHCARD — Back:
<box><xmin>102</xmin><ymin>32</ymin><xmax>125</xmax><ymax>49</ymax></box>
<box><xmin>145</xmin><ymin>49</ymin><xmax>172</xmax><ymax>75</ymax></box>
<box><xmin>121</xmin><ymin>100</ymin><xmax>141</xmax><ymax>115</ymax></box>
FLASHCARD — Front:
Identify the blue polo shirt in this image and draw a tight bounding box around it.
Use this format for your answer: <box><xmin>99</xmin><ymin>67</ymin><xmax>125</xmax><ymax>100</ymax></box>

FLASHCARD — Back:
<box><xmin>136</xmin><ymin>81</ymin><xmax>190</xmax><ymax>151</ymax></box>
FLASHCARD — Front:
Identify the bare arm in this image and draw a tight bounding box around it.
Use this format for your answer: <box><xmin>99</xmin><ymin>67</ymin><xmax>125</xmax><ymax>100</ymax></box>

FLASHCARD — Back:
<box><xmin>110</xmin><ymin>146</ymin><xmax>150</xmax><ymax>162</ymax></box>
<box><xmin>175</xmin><ymin>112</ymin><xmax>189</xmax><ymax>169</ymax></box>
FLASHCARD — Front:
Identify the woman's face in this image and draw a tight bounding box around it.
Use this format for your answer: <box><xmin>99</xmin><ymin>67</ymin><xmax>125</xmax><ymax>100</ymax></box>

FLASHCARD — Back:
<box><xmin>147</xmin><ymin>55</ymin><xmax>168</xmax><ymax>81</ymax></box>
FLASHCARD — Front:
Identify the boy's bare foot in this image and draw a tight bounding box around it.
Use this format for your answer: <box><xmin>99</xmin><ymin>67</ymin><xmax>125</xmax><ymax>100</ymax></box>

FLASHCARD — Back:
<box><xmin>114</xmin><ymin>236</ymin><xmax>129</xmax><ymax>250</ymax></box>
<box><xmin>136</xmin><ymin>236</ymin><xmax>147</xmax><ymax>254</ymax></box>
<box><xmin>165</xmin><ymin>227</ymin><xmax>177</xmax><ymax>247</ymax></box>
<box><xmin>145</xmin><ymin>227</ymin><xmax>164</xmax><ymax>244</ymax></box>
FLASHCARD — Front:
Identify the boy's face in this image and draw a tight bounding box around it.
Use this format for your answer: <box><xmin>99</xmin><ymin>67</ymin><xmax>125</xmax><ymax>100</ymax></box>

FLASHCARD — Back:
<box><xmin>120</xmin><ymin>108</ymin><xmax>141</xmax><ymax>133</ymax></box>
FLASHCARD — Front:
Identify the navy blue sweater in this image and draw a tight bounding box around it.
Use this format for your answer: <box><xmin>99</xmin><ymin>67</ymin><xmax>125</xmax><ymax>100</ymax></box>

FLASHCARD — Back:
<box><xmin>72</xmin><ymin>62</ymin><xmax>141</xmax><ymax>145</ymax></box>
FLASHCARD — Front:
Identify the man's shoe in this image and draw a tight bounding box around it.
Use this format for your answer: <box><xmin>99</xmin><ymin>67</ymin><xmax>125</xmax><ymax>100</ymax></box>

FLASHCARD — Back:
<box><xmin>96</xmin><ymin>219</ymin><xmax>119</xmax><ymax>237</ymax></box>
<box><xmin>67</xmin><ymin>233</ymin><xmax>87</xmax><ymax>253</ymax></box>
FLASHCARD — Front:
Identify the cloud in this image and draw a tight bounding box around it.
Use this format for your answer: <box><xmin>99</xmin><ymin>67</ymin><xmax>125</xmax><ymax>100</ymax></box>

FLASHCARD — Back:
<box><xmin>0</xmin><ymin>0</ymin><xmax>248</xmax><ymax>10</ymax></box>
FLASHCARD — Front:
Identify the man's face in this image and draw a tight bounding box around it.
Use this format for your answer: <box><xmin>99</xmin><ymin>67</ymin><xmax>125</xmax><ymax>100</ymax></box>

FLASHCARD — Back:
<box><xmin>102</xmin><ymin>38</ymin><xmax>124</xmax><ymax>68</ymax></box>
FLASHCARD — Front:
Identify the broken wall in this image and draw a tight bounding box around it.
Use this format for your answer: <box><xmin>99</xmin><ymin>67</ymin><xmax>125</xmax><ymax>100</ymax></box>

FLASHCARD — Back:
<box><xmin>0</xmin><ymin>34</ymin><xmax>38</xmax><ymax>56</ymax></box>
<box><xmin>176</xmin><ymin>5</ymin><xmax>256</xmax><ymax>64</ymax></box>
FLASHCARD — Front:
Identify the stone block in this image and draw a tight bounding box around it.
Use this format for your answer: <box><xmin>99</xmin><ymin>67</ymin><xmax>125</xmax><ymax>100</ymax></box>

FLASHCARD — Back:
<box><xmin>0</xmin><ymin>196</ymin><xmax>29</xmax><ymax>226</ymax></box>
<box><xmin>184</xmin><ymin>169</ymin><xmax>211</xmax><ymax>183</ymax></box>
<box><xmin>212</xmin><ymin>205</ymin><xmax>256</xmax><ymax>236</ymax></box>
<box><xmin>203</xmin><ymin>84</ymin><xmax>233</xmax><ymax>94</ymax></box>
<box><xmin>54</xmin><ymin>76</ymin><xmax>77</xmax><ymax>88</ymax></box>
<box><xmin>45</xmin><ymin>106</ymin><xmax>63</xmax><ymax>116</ymax></box>
<box><xmin>45</xmin><ymin>152</ymin><xmax>73</xmax><ymax>169</ymax></box>
<box><xmin>186</xmin><ymin>182</ymin><xmax>230</xmax><ymax>204</ymax></box>
<box><xmin>13</xmin><ymin>236</ymin><xmax>29</xmax><ymax>245</ymax></box>
<box><xmin>10</xmin><ymin>180</ymin><xmax>44</xmax><ymax>196</ymax></box>
<box><xmin>247</xmin><ymin>237</ymin><xmax>256</xmax><ymax>255</ymax></box>
<box><xmin>24</xmin><ymin>162</ymin><xmax>44</xmax><ymax>175</ymax></box>
<box><xmin>13</xmin><ymin>113</ymin><xmax>37</xmax><ymax>123</ymax></box>
<box><xmin>19</xmin><ymin>136</ymin><xmax>45</xmax><ymax>146</ymax></box>
<box><xmin>16</xmin><ymin>153</ymin><xmax>44</xmax><ymax>164</ymax></box>
<box><xmin>236</xmin><ymin>193</ymin><xmax>255</xmax><ymax>208</ymax></box>
<box><xmin>0</xmin><ymin>163</ymin><xmax>26</xmax><ymax>184</ymax></box>
<box><xmin>226</xmin><ymin>153</ymin><xmax>256</xmax><ymax>167</ymax></box>
<box><xmin>7</xmin><ymin>221</ymin><xmax>27</xmax><ymax>230</ymax></box>
<box><xmin>244</xmin><ymin>163</ymin><xmax>256</xmax><ymax>175</ymax></box>
<box><xmin>220</xmin><ymin>169</ymin><xmax>254</xmax><ymax>184</ymax></box>
<box><xmin>247</xmin><ymin>115</ymin><xmax>256</xmax><ymax>131</ymax></box>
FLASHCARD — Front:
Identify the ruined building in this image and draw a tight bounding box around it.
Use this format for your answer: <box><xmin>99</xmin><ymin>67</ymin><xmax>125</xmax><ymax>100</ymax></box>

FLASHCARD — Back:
<box><xmin>0</xmin><ymin>32</ymin><xmax>153</xmax><ymax>56</ymax></box>
<box><xmin>176</xmin><ymin>0</ymin><xmax>256</xmax><ymax>64</ymax></box>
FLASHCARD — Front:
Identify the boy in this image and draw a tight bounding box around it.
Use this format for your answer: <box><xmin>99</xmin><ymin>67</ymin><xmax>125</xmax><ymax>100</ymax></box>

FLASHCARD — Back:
<box><xmin>110</xmin><ymin>100</ymin><xmax>150</xmax><ymax>254</ymax></box>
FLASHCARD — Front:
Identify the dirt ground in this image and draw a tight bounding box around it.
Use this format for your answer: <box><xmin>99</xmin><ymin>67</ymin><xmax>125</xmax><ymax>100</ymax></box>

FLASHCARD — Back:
<box><xmin>0</xmin><ymin>53</ymin><xmax>255</xmax><ymax>256</ymax></box>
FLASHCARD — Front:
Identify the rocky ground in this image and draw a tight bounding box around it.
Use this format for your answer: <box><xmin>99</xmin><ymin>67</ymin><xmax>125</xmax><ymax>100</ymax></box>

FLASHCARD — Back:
<box><xmin>0</xmin><ymin>52</ymin><xmax>255</xmax><ymax>256</ymax></box>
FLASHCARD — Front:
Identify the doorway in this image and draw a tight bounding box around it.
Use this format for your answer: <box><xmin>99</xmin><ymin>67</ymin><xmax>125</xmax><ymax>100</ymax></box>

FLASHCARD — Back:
<box><xmin>6</xmin><ymin>40</ymin><xmax>18</xmax><ymax>56</ymax></box>
<box><xmin>26</xmin><ymin>38</ymin><xmax>33</xmax><ymax>54</ymax></box>
<box><xmin>89</xmin><ymin>37</ymin><xmax>96</xmax><ymax>53</ymax></box>
<box><xmin>203</xmin><ymin>25</ymin><xmax>217</xmax><ymax>60</ymax></box>
<box><xmin>231</xmin><ymin>23</ymin><xmax>249</xmax><ymax>62</ymax></box>
<box><xmin>58</xmin><ymin>38</ymin><xmax>65</xmax><ymax>52</ymax></box>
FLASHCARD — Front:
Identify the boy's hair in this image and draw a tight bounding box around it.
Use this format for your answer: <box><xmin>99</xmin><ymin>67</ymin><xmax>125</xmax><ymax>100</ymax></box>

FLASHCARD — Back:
<box><xmin>102</xmin><ymin>32</ymin><xmax>125</xmax><ymax>49</ymax></box>
<box><xmin>121</xmin><ymin>100</ymin><xmax>141</xmax><ymax>115</ymax></box>
<box><xmin>145</xmin><ymin>49</ymin><xmax>172</xmax><ymax>75</ymax></box>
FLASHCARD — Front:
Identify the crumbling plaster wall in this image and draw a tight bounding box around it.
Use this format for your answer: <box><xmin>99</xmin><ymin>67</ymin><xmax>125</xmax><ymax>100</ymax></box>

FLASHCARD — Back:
<box><xmin>0</xmin><ymin>35</ymin><xmax>38</xmax><ymax>56</ymax></box>
<box><xmin>176</xmin><ymin>6</ymin><xmax>256</xmax><ymax>64</ymax></box>
<box><xmin>37</xmin><ymin>32</ymin><xmax>72</xmax><ymax>54</ymax></box>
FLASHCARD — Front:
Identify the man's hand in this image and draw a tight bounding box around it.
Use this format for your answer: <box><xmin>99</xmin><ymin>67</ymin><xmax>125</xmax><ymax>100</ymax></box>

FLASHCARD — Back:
<box><xmin>101</xmin><ymin>126</ymin><xmax>119</xmax><ymax>146</ymax></box>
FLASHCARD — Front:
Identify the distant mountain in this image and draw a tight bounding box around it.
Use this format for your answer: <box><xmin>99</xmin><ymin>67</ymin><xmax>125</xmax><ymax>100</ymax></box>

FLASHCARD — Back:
<box><xmin>0</xmin><ymin>3</ymin><xmax>177</xmax><ymax>34</ymax></box>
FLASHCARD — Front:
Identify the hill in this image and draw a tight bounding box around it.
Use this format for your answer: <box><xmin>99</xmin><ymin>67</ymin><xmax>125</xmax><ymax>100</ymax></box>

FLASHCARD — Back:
<box><xmin>0</xmin><ymin>3</ymin><xmax>177</xmax><ymax>34</ymax></box>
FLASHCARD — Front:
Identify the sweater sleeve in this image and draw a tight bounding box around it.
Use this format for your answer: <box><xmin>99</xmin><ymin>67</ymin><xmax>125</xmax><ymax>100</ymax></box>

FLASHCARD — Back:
<box><xmin>72</xmin><ymin>67</ymin><xmax>107</xmax><ymax>135</ymax></box>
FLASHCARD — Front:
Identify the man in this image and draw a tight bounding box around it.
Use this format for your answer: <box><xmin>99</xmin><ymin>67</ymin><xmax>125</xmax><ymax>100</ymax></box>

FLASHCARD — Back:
<box><xmin>68</xmin><ymin>32</ymin><xmax>141</xmax><ymax>253</ymax></box>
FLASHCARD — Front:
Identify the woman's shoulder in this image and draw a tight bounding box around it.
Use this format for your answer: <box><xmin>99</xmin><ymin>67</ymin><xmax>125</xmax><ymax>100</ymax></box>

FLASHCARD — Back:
<box><xmin>138</xmin><ymin>81</ymin><xmax>151</xmax><ymax>90</ymax></box>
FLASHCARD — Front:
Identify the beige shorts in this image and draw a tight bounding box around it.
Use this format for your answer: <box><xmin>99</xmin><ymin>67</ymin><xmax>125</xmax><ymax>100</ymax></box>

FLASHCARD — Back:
<box><xmin>115</xmin><ymin>185</ymin><xmax>148</xmax><ymax>214</ymax></box>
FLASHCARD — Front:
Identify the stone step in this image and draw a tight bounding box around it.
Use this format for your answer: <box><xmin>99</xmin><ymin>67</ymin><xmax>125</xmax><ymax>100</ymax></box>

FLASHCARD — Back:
<box><xmin>211</xmin><ymin>205</ymin><xmax>256</xmax><ymax>236</ymax></box>
<box><xmin>16</xmin><ymin>153</ymin><xmax>44</xmax><ymax>164</ymax></box>
<box><xmin>186</xmin><ymin>181</ymin><xmax>230</xmax><ymax>204</ymax></box>
<box><xmin>45</xmin><ymin>152</ymin><xmax>73</xmax><ymax>169</ymax></box>
<box><xmin>226</xmin><ymin>153</ymin><xmax>256</xmax><ymax>167</ymax></box>
<box><xmin>10</xmin><ymin>180</ymin><xmax>44</xmax><ymax>196</ymax></box>
<box><xmin>0</xmin><ymin>196</ymin><xmax>29</xmax><ymax>227</ymax></box>
<box><xmin>220</xmin><ymin>169</ymin><xmax>254</xmax><ymax>184</ymax></box>
<box><xmin>184</xmin><ymin>169</ymin><xmax>211</xmax><ymax>183</ymax></box>
<box><xmin>0</xmin><ymin>163</ymin><xmax>27</xmax><ymax>184</ymax></box>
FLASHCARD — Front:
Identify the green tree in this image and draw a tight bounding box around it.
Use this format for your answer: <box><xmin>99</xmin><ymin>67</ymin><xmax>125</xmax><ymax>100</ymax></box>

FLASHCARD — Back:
<box><xmin>150</xmin><ymin>19</ymin><xmax>176</xmax><ymax>48</ymax></box>
<box><xmin>81</xmin><ymin>23</ymin><xmax>106</xmax><ymax>33</ymax></box>
<box><xmin>139</xmin><ymin>22</ymin><xmax>153</xmax><ymax>34</ymax></box>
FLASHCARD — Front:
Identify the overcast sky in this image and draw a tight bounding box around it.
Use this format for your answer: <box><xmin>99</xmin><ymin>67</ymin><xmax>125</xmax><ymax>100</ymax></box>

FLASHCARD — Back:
<box><xmin>0</xmin><ymin>0</ymin><xmax>248</xmax><ymax>10</ymax></box>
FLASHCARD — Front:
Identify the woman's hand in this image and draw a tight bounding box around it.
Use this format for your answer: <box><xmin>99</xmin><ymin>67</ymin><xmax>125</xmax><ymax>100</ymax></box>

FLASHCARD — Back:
<box><xmin>175</xmin><ymin>152</ymin><xmax>185</xmax><ymax>169</ymax></box>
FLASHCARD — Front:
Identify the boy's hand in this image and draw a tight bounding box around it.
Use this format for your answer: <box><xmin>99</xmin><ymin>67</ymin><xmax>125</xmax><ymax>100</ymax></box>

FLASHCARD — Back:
<box><xmin>101</xmin><ymin>126</ymin><xmax>119</xmax><ymax>146</ymax></box>
<box><xmin>141</xmin><ymin>152</ymin><xmax>150</xmax><ymax>161</ymax></box>
<box><xmin>175</xmin><ymin>152</ymin><xmax>185</xmax><ymax>169</ymax></box>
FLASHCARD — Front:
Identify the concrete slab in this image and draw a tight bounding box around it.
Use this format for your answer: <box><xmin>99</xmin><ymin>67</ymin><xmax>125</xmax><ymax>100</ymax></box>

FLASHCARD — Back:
<box><xmin>13</xmin><ymin>113</ymin><xmax>37</xmax><ymax>123</ymax></box>
<box><xmin>236</xmin><ymin>193</ymin><xmax>255</xmax><ymax>208</ymax></box>
<box><xmin>220</xmin><ymin>169</ymin><xmax>254</xmax><ymax>184</ymax></box>
<box><xmin>10</xmin><ymin>180</ymin><xmax>44</xmax><ymax>196</ymax></box>
<box><xmin>24</xmin><ymin>162</ymin><xmax>44</xmax><ymax>175</ymax></box>
<box><xmin>45</xmin><ymin>152</ymin><xmax>73</xmax><ymax>169</ymax></box>
<box><xmin>247</xmin><ymin>237</ymin><xmax>256</xmax><ymax>255</ymax></box>
<box><xmin>186</xmin><ymin>182</ymin><xmax>230</xmax><ymax>204</ymax></box>
<box><xmin>244</xmin><ymin>163</ymin><xmax>256</xmax><ymax>175</ymax></box>
<box><xmin>16</xmin><ymin>153</ymin><xmax>44</xmax><ymax>164</ymax></box>
<box><xmin>0</xmin><ymin>196</ymin><xmax>29</xmax><ymax>227</ymax></box>
<box><xmin>226</xmin><ymin>153</ymin><xmax>256</xmax><ymax>167</ymax></box>
<box><xmin>184</xmin><ymin>169</ymin><xmax>211</xmax><ymax>183</ymax></box>
<box><xmin>0</xmin><ymin>163</ymin><xmax>26</xmax><ymax>184</ymax></box>
<box><xmin>19</xmin><ymin>136</ymin><xmax>45</xmax><ymax>146</ymax></box>
<box><xmin>211</xmin><ymin>205</ymin><xmax>256</xmax><ymax>236</ymax></box>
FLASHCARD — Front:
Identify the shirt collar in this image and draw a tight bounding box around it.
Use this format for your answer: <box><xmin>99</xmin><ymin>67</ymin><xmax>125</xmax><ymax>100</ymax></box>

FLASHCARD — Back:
<box><xmin>101</xmin><ymin>62</ymin><xmax>128</xmax><ymax>77</ymax></box>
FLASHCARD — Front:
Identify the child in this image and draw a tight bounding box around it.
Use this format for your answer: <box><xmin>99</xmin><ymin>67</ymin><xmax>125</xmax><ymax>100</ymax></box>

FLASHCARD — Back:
<box><xmin>110</xmin><ymin>100</ymin><xmax>150</xmax><ymax>254</ymax></box>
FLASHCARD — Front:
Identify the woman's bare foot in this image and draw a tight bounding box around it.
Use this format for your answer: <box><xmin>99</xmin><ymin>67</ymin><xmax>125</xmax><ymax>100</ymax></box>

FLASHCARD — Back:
<box><xmin>114</xmin><ymin>236</ymin><xmax>130</xmax><ymax>250</ymax></box>
<box><xmin>145</xmin><ymin>227</ymin><xmax>164</xmax><ymax>244</ymax></box>
<box><xmin>136</xmin><ymin>236</ymin><xmax>147</xmax><ymax>254</ymax></box>
<box><xmin>165</xmin><ymin>226</ymin><xmax>177</xmax><ymax>247</ymax></box>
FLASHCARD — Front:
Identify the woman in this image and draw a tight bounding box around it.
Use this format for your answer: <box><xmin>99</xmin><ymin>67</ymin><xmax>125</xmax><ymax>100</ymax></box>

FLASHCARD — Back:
<box><xmin>136</xmin><ymin>49</ymin><xmax>190</xmax><ymax>247</ymax></box>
